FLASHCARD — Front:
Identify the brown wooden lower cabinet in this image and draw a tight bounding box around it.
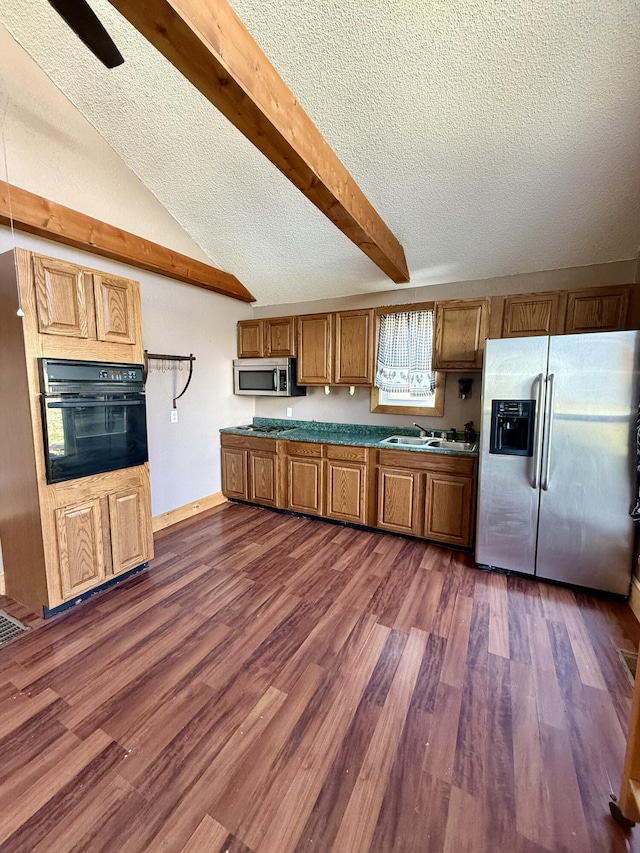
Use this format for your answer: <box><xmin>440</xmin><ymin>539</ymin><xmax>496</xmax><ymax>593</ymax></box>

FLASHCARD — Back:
<box><xmin>221</xmin><ymin>437</ymin><xmax>279</xmax><ymax>507</ymax></box>
<box><xmin>221</xmin><ymin>446</ymin><xmax>248</xmax><ymax>500</ymax></box>
<box><xmin>424</xmin><ymin>472</ymin><xmax>474</xmax><ymax>547</ymax></box>
<box><xmin>248</xmin><ymin>451</ymin><xmax>278</xmax><ymax>506</ymax></box>
<box><xmin>287</xmin><ymin>457</ymin><xmax>324</xmax><ymax>515</ymax></box>
<box><xmin>221</xmin><ymin>434</ymin><xmax>477</xmax><ymax>548</ymax></box>
<box><xmin>376</xmin><ymin>467</ymin><xmax>421</xmax><ymax>535</ymax></box>
<box><xmin>54</xmin><ymin>479</ymin><xmax>153</xmax><ymax>602</ymax></box>
<box><xmin>55</xmin><ymin>498</ymin><xmax>107</xmax><ymax>599</ymax></box>
<box><xmin>108</xmin><ymin>486</ymin><xmax>153</xmax><ymax>575</ymax></box>
<box><xmin>326</xmin><ymin>459</ymin><xmax>367</xmax><ymax>524</ymax></box>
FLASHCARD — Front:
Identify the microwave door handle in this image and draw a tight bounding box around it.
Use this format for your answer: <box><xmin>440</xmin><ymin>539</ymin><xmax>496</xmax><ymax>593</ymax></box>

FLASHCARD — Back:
<box><xmin>273</xmin><ymin>369</ymin><xmax>278</xmax><ymax>392</ymax></box>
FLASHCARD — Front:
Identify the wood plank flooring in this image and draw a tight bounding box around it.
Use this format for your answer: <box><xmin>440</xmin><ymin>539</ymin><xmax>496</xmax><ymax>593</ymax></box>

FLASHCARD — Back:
<box><xmin>1</xmin><ymin>501</ymin><xmax>640</xmax><ymax>852</ymax></box>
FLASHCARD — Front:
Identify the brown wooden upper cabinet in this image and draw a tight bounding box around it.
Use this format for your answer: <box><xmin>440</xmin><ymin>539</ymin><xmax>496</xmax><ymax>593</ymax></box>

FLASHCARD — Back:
<box><xmin>237</xmin><ymin>319</ymin><xmax>264</xmax><ymax>358</ymax></box>
<box><xmin>500</xmin><ymin>291</ymin><xmax>564</xmax><ymax>338</ymax></box>
<box><xmin>495</xmin><ymin>284</ymin><xmax>631</xmax><ymax>338</ymax></box>
<box><xmin>564</xmin><ymin>285</ymin><xmax>630</xmax><ymax>334</ymax></box>
<box><xmin>297</xmin><ymin>309</ymin><xmax>374</xmax><ymax>385</ymax></box>
<box><xmin>33</xmin><ymin>254</ymin><xmax>139</xmax><ymax>345</ymax></box>
<box><xmin>297</xmin><ymin>313</ymin><xmax>333</xmax><ymax>384</ymax></box>
<box><xmin>237</xmin><ymin>316</ymin><xmax>297</xmax><ymax>358</ymax></box>
<box><xmin>264</xmin><ymin>316</ymin><xmax>297</xmax><ymax>357</ymax></box>
<box><xmin>433</xmin><ymin>298</ymin><xmax>489</xmax><ymax>370</ymax></box>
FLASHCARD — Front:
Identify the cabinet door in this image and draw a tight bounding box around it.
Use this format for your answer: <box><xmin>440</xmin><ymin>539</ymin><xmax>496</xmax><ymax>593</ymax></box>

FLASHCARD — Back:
<box><xmin>55</xmin><ymin>498</ymin><xmax>106</xmax><ymax>599</ymax></box>
<box><xmin>376</xmin><ymin>467</ymin><xmax>421</xmax><ymax>535</ymax></box>
<box><xmin>564</xmin><ymin>286</ymin><xmax>630</xmax><ymax>334</ymax></box>
<box><xmin>334</xmin><ymin>309</ymin><xmax>374</xmax><ymax>385</ymax></box>
<box><xmin>94</xmin><ymin>275</ymin><xmax>138</xmax><ymax>345</ymax></box>
<box><xmin>326</xmin><ymin>460</ymin><xmax>367</xmax><ymax>524</ymax></box>
<box><xmin>287</xmin><ymin>457</ymin><xmax>324</xmax><ymax>515</ymax></box>
<box><xmin>501</xmin><ymin>292</ymin><xmax>563</xmax><ymax>338</ymax></box>
<box><xmin>433</xmin><ymin>299</ymin><xmax>489</xmax><ymax>369</ymax></box>
<box><xmin>33</xmin><ymin>255</ymin><xmax>90</xmax><ymax>339</ymax></box>
<box><xmin>221</xmin><ymin>447</ymin><xmax>248</xmax><ymax>499</ymax></box>
<box><xmin>248</xmin><ymin>451</ymin><xmax>277</xmax><ymax>506</ymax></box>
<box><xmin>264</xmin><ymin>316</ymin><xmax>296</xmax><ymax>357</ymax></box>
<box><xmin>424</xmin><ymin>473</ymin><xmax>474</xmax><ymax>547</ymax></box>
<box><xmin>238</xmin><ymin>320</ymin><xmax>264</xmax><ymax>358</ymax></box>
<box><xmin>297</xmin><ymin>314</ymin><xmax>333</xmax><ymax>384</ymax></box>
<box><xmin>108</xmin><ymin>486</ymin><xmax>152</xmax><ymax>575</ymax></box>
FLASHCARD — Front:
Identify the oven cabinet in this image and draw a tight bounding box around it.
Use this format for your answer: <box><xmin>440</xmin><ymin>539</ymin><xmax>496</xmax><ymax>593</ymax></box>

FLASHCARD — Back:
<box><xmin>29</xmin><ymin>252</ymin><xmax>143</xmax><ymax>359</ymax></box>
<box><xmin>220</xmin><ymin>434</ymin><xmax>278</xmax><ymax>507</ymax></box>
<box><xmin>55</xmin><ymin>498</ymin><xmax>107</xmax><ymax>598</ymax></box>
<box><xmin>50</xmin><ymin>467</ymin><xmax>153</xmax><ymax>605</ymax></box>
<box><xmin>375</xmin><ymin>449</ymin><xmax>477</xmax><ymax>548</ymax></box>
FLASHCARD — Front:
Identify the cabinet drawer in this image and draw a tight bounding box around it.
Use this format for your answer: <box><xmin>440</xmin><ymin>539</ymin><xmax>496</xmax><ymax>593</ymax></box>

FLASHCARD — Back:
<box><xmin>285</xmin><ymin>441</ymin><xmax>323</xmax><ymax>458</ymax></box>
<box><xmin>220</xmin><ymin>433</ymin><xmax>277</xmax><ymax>453</ymax></box>
<box><xmin>325</xmin><ymin>444</ymin><xmax>368</xmax><ymax>462</ymax></box>
<box><xmin>378</xmin><ymin>448</ymin><xmax>476</xmax><ymax>476</ymax></box>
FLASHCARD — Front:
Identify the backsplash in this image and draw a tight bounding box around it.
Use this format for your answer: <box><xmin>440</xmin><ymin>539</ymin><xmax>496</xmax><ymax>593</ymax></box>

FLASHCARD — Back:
<box><xmin>254</xmin><ymin>373</ymin><xmax>482</xmax><ymax>431</ymax></box>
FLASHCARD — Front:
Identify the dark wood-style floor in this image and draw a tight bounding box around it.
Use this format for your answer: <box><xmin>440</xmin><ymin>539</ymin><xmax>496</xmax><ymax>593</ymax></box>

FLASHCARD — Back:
<box><xmin>1</xmin><ymin>501</ymin><xmax>640</xmax><ymax>852</ymax></box>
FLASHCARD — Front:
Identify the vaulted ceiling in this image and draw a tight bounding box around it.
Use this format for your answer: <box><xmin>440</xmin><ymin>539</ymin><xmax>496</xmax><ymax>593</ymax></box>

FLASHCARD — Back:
<box><xmin>0</xmin><ymin>0</ymin><xmax>638</xmax><ymax>305</ymax></box>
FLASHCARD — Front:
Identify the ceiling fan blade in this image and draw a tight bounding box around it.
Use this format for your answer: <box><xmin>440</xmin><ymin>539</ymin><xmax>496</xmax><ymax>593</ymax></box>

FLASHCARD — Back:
<box><xmin>47</xmin><ymin>0</ymin><xmax>124</xmax><ymax>68</ymax></box>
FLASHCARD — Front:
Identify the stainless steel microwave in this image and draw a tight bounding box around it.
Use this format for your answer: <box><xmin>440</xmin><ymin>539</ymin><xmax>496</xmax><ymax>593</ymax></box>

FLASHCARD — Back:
<box><xmin>233</xmin><ymin>358</ymin><xmax>307</xmax><ymax>397</ymax></box>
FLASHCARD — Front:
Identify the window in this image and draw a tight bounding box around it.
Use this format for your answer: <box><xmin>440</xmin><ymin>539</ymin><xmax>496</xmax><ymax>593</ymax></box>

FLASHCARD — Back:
<box><xmin>370</xmin><ymin>303</ymin><xmax>444</xmax><ymax>416</ymax></box>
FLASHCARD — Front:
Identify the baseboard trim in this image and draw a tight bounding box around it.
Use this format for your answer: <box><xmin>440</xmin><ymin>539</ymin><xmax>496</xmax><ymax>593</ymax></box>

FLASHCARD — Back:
<box><xmin>629</xmin><ymin>576</ymin><xmax>640</xmax><ymax>624</ymax></box>
<box><xmin>0</xmin><ymin>574</ymin><xmax>5</xmax><ymax>597</ymax></box>
<box><xmin>152</xmin><ymin>492</ymin><xmax>227</xmax><ymax>533</ymax></box>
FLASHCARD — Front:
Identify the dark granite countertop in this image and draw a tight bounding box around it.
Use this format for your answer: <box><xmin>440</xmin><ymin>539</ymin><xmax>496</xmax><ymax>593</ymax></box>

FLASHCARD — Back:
<box><xmin>220</xmin><ymin>418</ymin><xmax>478</xmax><ymax>456</ymax></box>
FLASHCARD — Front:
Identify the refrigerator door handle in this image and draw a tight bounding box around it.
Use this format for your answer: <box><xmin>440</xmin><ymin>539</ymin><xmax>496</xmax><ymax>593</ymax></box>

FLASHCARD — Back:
<box><xmin>532</xmin><ymin>372</ymin><xmax>545</xmax><ymax>489</ymax></box>
<box><xmin>541</xmin><ymin>373</ymin><xmax>555</xmax><ymax>491</ymax></box>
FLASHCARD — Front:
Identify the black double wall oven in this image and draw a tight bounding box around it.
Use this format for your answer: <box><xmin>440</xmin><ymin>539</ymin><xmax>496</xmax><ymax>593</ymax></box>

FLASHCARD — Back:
<box><xmin>39</xmin><ymin>358</ymin><xmax>148</xmax><ymax>485</ymax></box>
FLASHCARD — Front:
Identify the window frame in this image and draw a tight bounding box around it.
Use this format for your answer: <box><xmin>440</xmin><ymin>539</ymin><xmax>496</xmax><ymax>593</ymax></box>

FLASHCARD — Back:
<box><xmin>370</xmin><ymin>301</ymin><xmax>445</xmax><ymax>417</ymax></box>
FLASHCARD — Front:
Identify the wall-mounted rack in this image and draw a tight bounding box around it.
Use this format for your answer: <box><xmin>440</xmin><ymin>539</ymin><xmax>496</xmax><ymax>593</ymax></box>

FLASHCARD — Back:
<box><xmin>144</xmin><ymin>351</ymin><xmax>196</xmax><ymax>408</ymax></box>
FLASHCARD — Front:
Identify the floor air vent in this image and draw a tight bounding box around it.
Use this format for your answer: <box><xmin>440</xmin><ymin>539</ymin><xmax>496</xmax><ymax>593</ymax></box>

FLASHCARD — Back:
<box><xmin>619</xmin><ymin>648</ymin><xmax>638</xmax><ymax>686</ymax></box>
<box><xmin>0</xmin><ymin>611</ymin><xmax>30</xmax><ymax>648</ymax></box>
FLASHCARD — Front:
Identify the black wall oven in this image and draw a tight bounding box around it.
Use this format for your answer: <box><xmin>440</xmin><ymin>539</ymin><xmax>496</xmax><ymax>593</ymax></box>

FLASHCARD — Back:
<box><xmin>39</xmin><ymin>359</ymin><xmax>148</xmax><ymax>485</ymax></box>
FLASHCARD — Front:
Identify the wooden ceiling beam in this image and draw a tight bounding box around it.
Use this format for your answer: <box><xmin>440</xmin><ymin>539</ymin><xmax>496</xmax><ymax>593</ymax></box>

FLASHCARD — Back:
<box><xmin>0</xmin><ymin>181</ymin><xmax>254</xmax><ymax>302</ymax></box>
<box><xmin>106</xmin><ymin>0</ymin><xmax>410</xmax><ymax>284</ymax></box>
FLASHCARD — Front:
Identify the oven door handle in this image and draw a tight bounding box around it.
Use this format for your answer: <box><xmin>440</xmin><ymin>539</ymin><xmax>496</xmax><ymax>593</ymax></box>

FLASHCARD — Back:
<box><xmin>46</xmin><ymin>399</ymin><xmax>144</xmax><ymax>408</ymax></box>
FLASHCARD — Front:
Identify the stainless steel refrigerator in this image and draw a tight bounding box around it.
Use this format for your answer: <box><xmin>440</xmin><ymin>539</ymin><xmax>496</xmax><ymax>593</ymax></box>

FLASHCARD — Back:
<box><xmin>476</xmin><ymin>330</ymin><xmax>640</xmax><ymax>594</ymax></box>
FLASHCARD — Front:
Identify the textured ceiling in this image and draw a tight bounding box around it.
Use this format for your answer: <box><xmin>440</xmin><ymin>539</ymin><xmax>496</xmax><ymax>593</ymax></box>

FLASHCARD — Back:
<box><xmin>0</xmin><ymin>0</ymin><xmax>638</xmax><ymax>305</ymax></box>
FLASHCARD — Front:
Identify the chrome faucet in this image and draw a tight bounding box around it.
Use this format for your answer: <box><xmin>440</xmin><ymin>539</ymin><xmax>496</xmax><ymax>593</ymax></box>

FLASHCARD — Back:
<box><xmin>413</xmin><ymin>422</ymin><xmax>431</xmax><ymax>437</ymax></box>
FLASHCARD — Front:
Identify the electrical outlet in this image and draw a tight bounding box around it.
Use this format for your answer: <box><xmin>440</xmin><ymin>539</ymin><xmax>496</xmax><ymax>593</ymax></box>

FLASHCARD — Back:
<box><xmin>286</xmin><ymin>407</ymin><xmax>293</xmax><ymax>418</ymax></box>
<box><xmin>170</xmin><ymin>409</ymin><xmax>178</xmax><ymax>423</ymax></box>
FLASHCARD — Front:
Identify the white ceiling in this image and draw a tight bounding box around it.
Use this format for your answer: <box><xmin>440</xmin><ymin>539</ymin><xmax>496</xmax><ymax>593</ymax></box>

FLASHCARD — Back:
<box><xmin>0</xmin><ymin>0</ymin><xmax>638</xmax><ymax>306</ymax></box>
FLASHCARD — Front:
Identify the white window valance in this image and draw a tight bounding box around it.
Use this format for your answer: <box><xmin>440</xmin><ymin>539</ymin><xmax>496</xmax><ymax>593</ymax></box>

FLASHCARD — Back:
<box><xmin>375</xmin><ymin>310</ymin><xmax>436</xmax><ymax>397</ymax></box>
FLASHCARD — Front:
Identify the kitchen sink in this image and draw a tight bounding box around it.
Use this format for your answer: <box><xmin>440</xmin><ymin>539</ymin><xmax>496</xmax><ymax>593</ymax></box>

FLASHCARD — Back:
<box><xmin>379</xmin><ymin>435</ymin><xmax>434</xmax><ymax>447</ymax></box>
<box><xmin>379</xmin><ymin>435</ymin><xmax>476</xmax><ymax>452</ymax></box>
<box><xmin>425</xmin><ymin>439</ymin><xmax>477</xmax><ymax>451</ymax></box>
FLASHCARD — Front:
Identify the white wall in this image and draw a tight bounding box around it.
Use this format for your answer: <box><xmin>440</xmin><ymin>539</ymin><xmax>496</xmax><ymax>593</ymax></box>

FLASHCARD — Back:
<box><xmin>0</xmin><ymin>29</ymin><xmax>254</xmax><ymax>552</ymax></box>
<box><xmin>0</xmin><ymin>228</ymin><xmax>254</xmax><ymax>517</ymax></box>
<box><xmin>254</xmin><ymin>261</ymin><xmax>638</xmax><ymax>429</ymax></box>
<box><xmin>255</xmin><ymin>375</ymin><xmax>481</xmax><ymax>434</ymax></box>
